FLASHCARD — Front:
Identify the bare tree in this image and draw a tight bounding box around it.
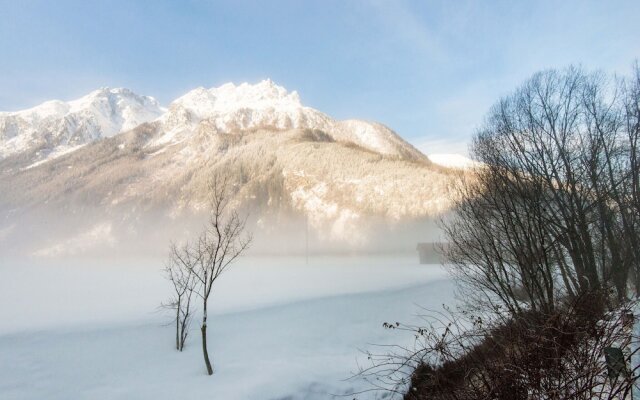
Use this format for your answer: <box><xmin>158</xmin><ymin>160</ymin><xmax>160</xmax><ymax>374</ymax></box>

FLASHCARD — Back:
<box><xmin>162</xmin><ymin>173</ymin><xmax>252</xmax><ymax>374</ymax></box>
<box><xmin>164</xmin><ymin>242</ymin><xmax>198</xmax><ymax>351</ymax></box>
<box><xmin>442</xmin><ymin>64</ymin><xmax>640</xmax><ymax>312</ymax></box>
<box><xmin>621</xmin><ymin>62</ymin><xmax>640</xmax><ymax>294</ymax></box>
<box><xmin>353</xmin><ymin>63</ymin><xmax>640</xmax><ymax>400</ymax></box>
<box><xmin>185</xmin><ymin>175</ymin><xmax>252</xmax><ymax>375</ymax></box>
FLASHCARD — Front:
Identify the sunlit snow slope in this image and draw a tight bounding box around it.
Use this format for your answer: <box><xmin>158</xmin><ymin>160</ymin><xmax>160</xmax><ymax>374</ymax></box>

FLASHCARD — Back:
<box><xmin>0</xmin><ymin>88</ymin><xmax>164</xmax><ymax>165</ymax></box>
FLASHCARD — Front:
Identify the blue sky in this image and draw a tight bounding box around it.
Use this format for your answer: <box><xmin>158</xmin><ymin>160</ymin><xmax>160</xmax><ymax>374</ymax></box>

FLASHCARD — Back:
<box><xmin>1</xmin><ymin>0</ymin><xmax>639</xmax><ymax>154</ymax></box>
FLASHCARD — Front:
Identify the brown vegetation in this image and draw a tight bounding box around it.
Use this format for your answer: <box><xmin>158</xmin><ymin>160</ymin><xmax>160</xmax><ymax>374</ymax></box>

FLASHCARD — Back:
<box><xmin>403</xmin><ymin>292</ymin><xmax>638</xmax><ymax>400</ymax></box>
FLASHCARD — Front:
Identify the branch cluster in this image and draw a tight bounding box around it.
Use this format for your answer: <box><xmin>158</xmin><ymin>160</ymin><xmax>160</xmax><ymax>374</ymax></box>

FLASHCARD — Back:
<box><xmin>162</xmin><ymin>174</ymin><xmax>252</xmax><ymax>374</ymax></box>
<box><xmin>357</xmin><ymin>292</ymin><xmax>639</xmax><ymax>400</ymax></box>
<box><xmin>355</xmin><ymin>63</ymin><xmax>640</xmax><ymax>399</ymax></box>
<box><xmin>445</xmin><ymin>64</ymin><xmax>640</xmax><ymax>313</ymax></box>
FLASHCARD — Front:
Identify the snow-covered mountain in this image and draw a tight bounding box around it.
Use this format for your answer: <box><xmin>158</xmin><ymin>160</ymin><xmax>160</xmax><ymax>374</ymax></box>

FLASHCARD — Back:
<box><xmin>0</xmin><ymin>80</ymin><xmax>426</xmax><ymax>167</ymax></box>
<box><xmin>0</xmin><ymin>88</ymin><xmax>164</xmax><ymax>165</ymax></box>
<box><xmin>0</xmin><ymin>81</ymin><xmax>457</xmax><ymax>256</ymax></box>
<box><xmin>154</xmin><ymin>80</ymin><xmax>426</xmax><ymax>161</ymax></box>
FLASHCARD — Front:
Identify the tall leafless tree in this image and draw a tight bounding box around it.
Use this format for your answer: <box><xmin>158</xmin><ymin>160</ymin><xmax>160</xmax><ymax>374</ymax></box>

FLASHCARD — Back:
<box><xmin>187</xmin><ymin>175</ymin><xmax>252</xmax><ymax>375</ymax></box>
<box><xmin>621</xmin><ymin>62</ymin><xmax>640</xmax><ymax>294</ymax></box>
<box><xmin>163</xmin><ymin>174</ymin><xmax>252</xmax><ymax>374</ymax></box>
<box><xmin>356</xmin><ymin>63</ymin><xmax>640</xmax><ymax>400</ymax></box>
<box><xmin>442</xmin><ymin>64</ymin><xmax>640</xmax><ymax>312</ymax></box>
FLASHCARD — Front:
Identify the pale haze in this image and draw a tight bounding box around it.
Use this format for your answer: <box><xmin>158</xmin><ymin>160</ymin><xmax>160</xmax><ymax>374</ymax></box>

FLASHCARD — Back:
<box><xmin>1</xmin><ymin>1</ymin><xmax>639</xmax><ymax>399</ymax></box>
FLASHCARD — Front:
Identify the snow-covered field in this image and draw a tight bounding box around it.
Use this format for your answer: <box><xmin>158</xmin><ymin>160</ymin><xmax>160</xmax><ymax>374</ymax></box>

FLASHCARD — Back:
<box><xmin>0</xmin><ymin>255</ymin><xmax>454</xmax><ymax>399</ymax></box>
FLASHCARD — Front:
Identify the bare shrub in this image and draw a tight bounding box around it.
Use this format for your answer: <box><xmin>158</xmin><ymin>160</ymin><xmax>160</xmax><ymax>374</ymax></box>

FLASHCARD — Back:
<box><xmin>355</xmin><ymin>292</ymin><xmax>639</xmax><ymax>399</ymax></box>
<box><xmin>163</xmin><ymin>242</ymin><xmax>198</xmax><ymax>351</ymax></box>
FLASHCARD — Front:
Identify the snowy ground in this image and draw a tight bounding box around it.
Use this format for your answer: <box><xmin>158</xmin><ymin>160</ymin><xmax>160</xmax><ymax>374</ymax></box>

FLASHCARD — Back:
<box><xmin>0</xmin><ymin>255</ymin><xmax>455</xmax><ymax>399</ymax></box>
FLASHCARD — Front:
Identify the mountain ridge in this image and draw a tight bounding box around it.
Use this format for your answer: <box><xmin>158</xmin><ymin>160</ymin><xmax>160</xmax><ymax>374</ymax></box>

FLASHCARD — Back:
<box><xmin>0</xmin><ymin>81</ymin><xmax>457</xmax><ymax>256</ymax></box>
<box><xmin>0</xmin><ymin>87</ymin><xmax>165</xmax><ymax>164</ymax></box>
<box><xmin>0</xmin><ymin>80</ymin><xmax>428</xmax><ymax>167</ymax></box>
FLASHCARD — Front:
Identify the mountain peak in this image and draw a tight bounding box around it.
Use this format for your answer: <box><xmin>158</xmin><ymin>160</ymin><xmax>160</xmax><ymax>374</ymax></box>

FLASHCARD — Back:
<box><xmin>73</xmin><ymin>86</ymin><xmax>161</xmax><ymax>108</ymax></box>
<box><xmin>169</xmin><ymin>80</ymin><xmax>303</xmax><ymax>121</ymax></box>
<box><xmin>0</xmin><ymin>87</ymin><xmax>164</xmax><ymax>161</ymax></box>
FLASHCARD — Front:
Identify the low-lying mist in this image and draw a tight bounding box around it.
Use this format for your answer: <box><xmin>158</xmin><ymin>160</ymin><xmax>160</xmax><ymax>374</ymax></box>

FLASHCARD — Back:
<box><xmin>0</xmin><ymin>254</ymin><xmax>448</xmax><ymax>334</ymax></box>
<box><xmin>0</xmin><ymin>205</ymin><xmax>447</xmax><ymax>260</ymax></box>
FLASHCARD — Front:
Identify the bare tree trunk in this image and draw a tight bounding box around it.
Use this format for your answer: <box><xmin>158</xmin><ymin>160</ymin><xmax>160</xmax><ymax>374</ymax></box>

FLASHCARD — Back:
<box><xmin>201</xmin><ymin>327</ymin><xmax>213</xmax><ymax>375</ymax></box>
<box><xmin>175</xmin><ymin>302</ymin><xmax>180</xmax><ymax>351</ymax></box>
<box><xmin>179</xmin><ymin>306</ymin><xmax>189</xmax><ymax>351</ymax></box>
<box><xmin>201</xmin><ymin>305</ymin><xmax>213</xmax><ymax>375</ymax></box>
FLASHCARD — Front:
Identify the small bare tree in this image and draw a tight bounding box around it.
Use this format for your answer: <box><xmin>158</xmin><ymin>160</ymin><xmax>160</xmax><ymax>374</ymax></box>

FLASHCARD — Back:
<box><xmin>187</xmin><ymin>175</ymin><xmax>252</xmax><ymax>375</ymax></box>
<box><xmin>162</xmin><ymin>173</ymin><xmax>252</xmax><ymax>374</ymax></box>
<box><xmin>164</xmin><ymin>242</ymin><xmax>198</xmax><ymax>351</ymax></box>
